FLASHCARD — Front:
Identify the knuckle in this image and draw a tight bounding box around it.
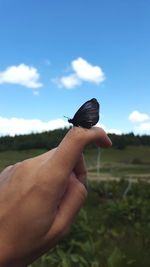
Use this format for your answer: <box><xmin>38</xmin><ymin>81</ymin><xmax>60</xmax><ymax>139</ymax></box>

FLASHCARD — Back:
<box><xmin>11</xmin><ymin>162</ymin><xmax>22</xmax><ymax>172</ymax></box>
<box><xmin>11</xmin><ymin>159</ymin><xmax>31</xmax><ymax>176</ymax></box>
<box><xmin>68</xmin><ymin>127</ymin><xmax>85</xmax><ymax>143</ymax></box>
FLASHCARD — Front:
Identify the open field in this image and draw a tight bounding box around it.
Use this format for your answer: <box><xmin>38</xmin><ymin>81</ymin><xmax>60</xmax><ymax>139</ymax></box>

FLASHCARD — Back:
<box><xmin>0</xmin><ymin>149</ymin><xmax>47</xmax><ymax>172</ymax></box>
<box><xmin>85</xmin><ymin>146</ymin><xmax>150</xmax><ymax>181</ymax></box>
<box><xmin>0</xmin><ymin>146</ymin><xmax>150</xmax><ymax>267</ymax></box>
<box><xmin>0</xmin><ymin>145</ymin><xmax>150</xmax><ymax>180</ymax></box>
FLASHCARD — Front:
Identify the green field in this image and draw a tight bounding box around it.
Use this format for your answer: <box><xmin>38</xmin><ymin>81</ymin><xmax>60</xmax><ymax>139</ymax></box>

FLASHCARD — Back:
<box><xmin>0</xmin><ymin>146</ymin><xmax>150</xmax><ymax>267</ymax></box>
<box><xmin>85</xmin><ymin>146</ymin><xmax>150</xmax><ymax>181</ymax></box>
<box><xmin>1</xmin><ymin>145</ymin><xmax>150</xmax><ymax>179</ymax></box>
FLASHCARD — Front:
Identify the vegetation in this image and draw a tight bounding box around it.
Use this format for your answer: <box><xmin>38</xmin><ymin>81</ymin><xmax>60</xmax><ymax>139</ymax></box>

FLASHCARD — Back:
<box><xmin>0</xmin><ymin>128</ymin><xmax>150</xmax><ymax>152</ymax></box>
<box><xmin>30</xmin><ymin>180</ymin><xmax>150</xmax><ymax>267</ymax></box>
<box><xmin>0</xmin><ymin>129</ymin><xmax>150</xmax><ymax>266</ymax></box>
<box><xmin>0</xmin><ymin>128</ymin><xmax>69</xmax><ymax>151</ymax></box>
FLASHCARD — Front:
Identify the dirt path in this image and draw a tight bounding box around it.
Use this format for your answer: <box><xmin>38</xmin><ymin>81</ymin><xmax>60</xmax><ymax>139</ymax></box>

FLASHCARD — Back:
<box><xmin>88</xmin><ymin>172</ymin><xmax>150</xmax><ymax>182</ymax></box>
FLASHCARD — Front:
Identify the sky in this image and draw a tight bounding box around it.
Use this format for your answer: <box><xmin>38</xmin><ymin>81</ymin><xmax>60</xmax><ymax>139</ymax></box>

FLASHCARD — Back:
<box><xmin>0</xmin><ymin>0</ymin><xmax>150</xmax><ymax>136</ymax></box>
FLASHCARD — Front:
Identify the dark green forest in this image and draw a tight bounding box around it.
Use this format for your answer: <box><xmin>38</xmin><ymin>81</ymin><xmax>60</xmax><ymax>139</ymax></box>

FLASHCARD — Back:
<box><xmin>0</xmin><ymin>128</ymin><xmax>150</xmax><ymax>151</ymax></box>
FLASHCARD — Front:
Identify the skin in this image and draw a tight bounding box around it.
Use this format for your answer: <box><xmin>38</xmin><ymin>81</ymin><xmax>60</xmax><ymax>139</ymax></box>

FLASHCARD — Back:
<box><xmin>0</xmin><ymin>127</ymin><xmax>112</xmax><ymax>267</ymax></box>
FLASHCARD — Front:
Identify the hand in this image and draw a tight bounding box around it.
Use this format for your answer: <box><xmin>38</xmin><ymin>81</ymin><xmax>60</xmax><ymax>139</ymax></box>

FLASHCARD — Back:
<box><xmin>0</xmin><ymin>127</ymin><xmax>112</xmax><ymax>267</ymax></box>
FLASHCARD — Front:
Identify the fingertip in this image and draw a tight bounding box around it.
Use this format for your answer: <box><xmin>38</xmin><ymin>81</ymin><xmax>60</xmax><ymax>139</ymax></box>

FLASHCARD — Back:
<box><xmin>95</xmin><ymin>133</ymin><xmax>112</xmax><ymax>148</ymax></box>
<box><xmin>86</xmin><ymin>127</ymin><xmax>112</xmax><ymax>148</ymax></box>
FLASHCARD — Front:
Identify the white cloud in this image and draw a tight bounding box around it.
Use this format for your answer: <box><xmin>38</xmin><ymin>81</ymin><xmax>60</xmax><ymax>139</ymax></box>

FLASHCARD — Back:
<box><xmin>129</xmin><ymin>110</ymin><xmax>149</xmax><ymax>123</ymax></box>
<box><xmin>56</xmin><ymin>57</ymin><xmax>105</xmax><ymax>89</ymax></box>
<box><xmin>72</xmin><ymin>57</ymin><xmax>105</xmax><ymax>83</ymax></box>
<box><xmin>0</xmin><ymin>64</ymin><xmax>43</xmax><ymax>89</ymax></box>
<box><xmin>0</xmin><ymin>116</ymin><xmax>69</xmax><ymax>136</ymax></box>
<box><xmin>0</xmin><ymin>116</ymin><xmax>122</xmax><ymax>136</ymax></box>
<box><xmin>128</xmin><ymin>110</ymin><xmax>150</xmax><ymax>134</ymax></box>
<box><xmin>135</xmin><ymin>122</ymin><xmax>150</xmax><ymax>135</ymax></box>
<box><xmin>58</xmin><ymin>74</ymin><xmax>81</xmax><ymax>89</ymax></box>
<box><xmin>97</xmin><ymin>123</ymin><xmax>122</xmax><ymax>135</ymax></box>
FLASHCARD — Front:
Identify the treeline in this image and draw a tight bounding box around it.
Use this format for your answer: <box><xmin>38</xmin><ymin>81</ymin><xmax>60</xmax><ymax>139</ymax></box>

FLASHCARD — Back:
<box><xmin>109</xmin><ymin>132</ymin><xmax>150</xmax><ymax>149</ymax></box>
<box><xmin>0</xmin><ymin>128</ymin><xmax>68</xmax><ymax>151</ymax></box>
<box><xmin>0</xmin><ymin>129</ymin><xmax>150</xmax><ymax>151</ymax></box>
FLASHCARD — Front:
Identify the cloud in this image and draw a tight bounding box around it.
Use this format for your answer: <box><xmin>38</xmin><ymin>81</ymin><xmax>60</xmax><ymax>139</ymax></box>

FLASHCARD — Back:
<box><xmin>129</xmin><ymin>110</ymin><xmax>149</xmax><ymax>123</ymax></box>
<box><xmin>134</xmin><ymin>122</ymin><xmax>150</xmax><ymax>135</ymax></box>
<box><xmin>58</xmin><ymin>74</ymin><xmax>81</xmax><ymax>89</ymax></box>
<box><xmin>0</xmin><ymin>64</ymin><xmax>43</xmax><ymax>89</ymax></box>
<box><xmin>0</xmin><ymin>116</ymin><xmax>69</xmax><ymax>136</ymax></box>
<box><xmin>128</xmin><ymin>110</ymin><xmax>150</xmax><ymax>134</ymax></box>
<box><xmin>97</xmin><ymin>123</ymin><xmax>122</xmax><ymax>135</ymax></box>
<box><xmin>0</xmin><ymin>116</ymin><xmax>122</xmax><ymax>136</ymax></box>
<box><xmin>138</xmin><ymin>122</ymin><xmax>150</xmax><ymax>132</ymax></box>
<box><xmin>72</xmin><ymin>57</ymin><xmax>105</xmax><ymax>83</ymax></box>
<box><xmin>56</xmin><ymin>57</ymin><xmax>105</xmax><ymax>89</ymax></box>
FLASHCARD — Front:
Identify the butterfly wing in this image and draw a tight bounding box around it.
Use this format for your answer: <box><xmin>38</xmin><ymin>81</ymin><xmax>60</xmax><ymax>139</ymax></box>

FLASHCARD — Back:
<box><xmin>68</xmin><ymin>98</ymin><xmax>99</xmax><ymax>128</ymax></box>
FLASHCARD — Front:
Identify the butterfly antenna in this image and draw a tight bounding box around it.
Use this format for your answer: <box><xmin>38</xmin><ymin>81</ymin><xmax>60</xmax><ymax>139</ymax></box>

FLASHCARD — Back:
<box><xmin>64</xmin><ymin>116</ymin><xmax>70</xmax><ymax>119</ymax></box>
<box><xmin>64</xmin><ymin>116</ymin><xmax>73</xmax><ymax>124</ymax></box>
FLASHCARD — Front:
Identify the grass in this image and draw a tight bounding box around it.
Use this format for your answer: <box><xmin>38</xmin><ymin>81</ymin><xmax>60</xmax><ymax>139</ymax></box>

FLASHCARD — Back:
<box><xmin>84</xmin><ymin>146</ymin><xmax>150</xmax><ymax>181</ymax></box>
<box><xmin>0</xmin><ymin>146</ymin><xmax>150</xmax><ymax>266</ymax></box>
<box><xmin>85</xmin><ymin>145</ymin><xmax>150</xmax><ymax>164</ymax></box>
<box><xmin>1</xmin><ymin>145</ymin><xmax>150</xmax><ymax>178</ymax></box>
<box><xmin>30</xmin><ymin>180</ymin><xmax>150</xmax><ymax>267</ymax></box>
<box><xmin>0</xmin><ymin>149</ymin><xmax>47</xmax><ymax>172</ymax></box>
<box><xmin>0</xmin><ymin>146</ymin><xmax>150</xmax><ymax>182</ymax></box>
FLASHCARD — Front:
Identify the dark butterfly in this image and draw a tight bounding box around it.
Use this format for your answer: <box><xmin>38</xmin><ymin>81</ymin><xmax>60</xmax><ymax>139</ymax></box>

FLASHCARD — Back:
<box><xmin>68</xmin><ymin>98</ymin><xmax>100</xmax><ymax>129</ymax></box>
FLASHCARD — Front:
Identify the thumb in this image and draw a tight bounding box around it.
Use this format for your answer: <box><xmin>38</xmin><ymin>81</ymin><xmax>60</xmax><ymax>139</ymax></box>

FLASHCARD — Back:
<box><xmin>78</xmin><ymin>126</ymin><xmax>112</xmax><ymax>148</ymax></box>
<box><xmin>49</xmin><ymin>127</ymin><xmax>112</xmax><ymax>181</ymax></box>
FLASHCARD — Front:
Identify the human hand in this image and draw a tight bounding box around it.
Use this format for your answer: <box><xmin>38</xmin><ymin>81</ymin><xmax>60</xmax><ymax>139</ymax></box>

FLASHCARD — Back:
<box><xmin>0</xmin><ymin>127</ymin><xmax>112</xmax><ymax>267</ymax></box>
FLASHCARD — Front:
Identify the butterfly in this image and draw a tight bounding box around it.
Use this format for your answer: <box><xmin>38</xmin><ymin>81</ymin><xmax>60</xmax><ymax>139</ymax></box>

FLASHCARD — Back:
<box><xmin>68</xmin><ymin>98</ymin><xmax>100</xmax><ymax>129</ymax></box>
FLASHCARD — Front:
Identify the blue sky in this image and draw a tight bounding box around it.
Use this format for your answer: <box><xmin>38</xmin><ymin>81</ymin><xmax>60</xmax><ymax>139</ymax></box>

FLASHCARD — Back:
<box><xmin>0</xmin><ymin>0</ymin><xmax>150</xmax><ymax>136</ymax></box>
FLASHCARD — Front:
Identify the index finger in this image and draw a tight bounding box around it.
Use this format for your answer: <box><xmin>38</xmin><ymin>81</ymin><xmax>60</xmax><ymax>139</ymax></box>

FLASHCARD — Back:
<box><xmin>73</xmin><ymin>153</ymin><xmax>87</xmax><ymax>187</ymax></box>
